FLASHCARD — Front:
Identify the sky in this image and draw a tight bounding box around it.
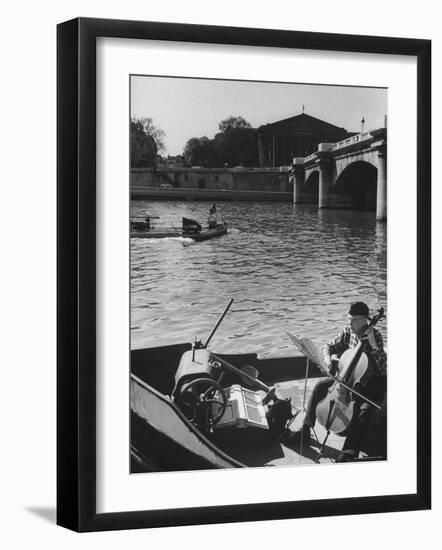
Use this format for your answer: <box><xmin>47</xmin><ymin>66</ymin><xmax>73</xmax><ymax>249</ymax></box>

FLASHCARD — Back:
<box><xmin>131</xmin><ymin>76</ymin><xmax>387</xmax><ymax>156</ymax></box>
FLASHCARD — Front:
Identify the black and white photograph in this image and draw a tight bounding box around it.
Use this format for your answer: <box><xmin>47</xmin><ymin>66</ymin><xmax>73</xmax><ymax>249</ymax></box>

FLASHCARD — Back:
<box><xmin>0</xmin><ymin>0</ymin><xmax>437</xmax><ymax>543</ymax></box>
<box><xmin>129</xmin><ymin>76</ymin><xmax>388</xmax><ymax>472</ymax></box>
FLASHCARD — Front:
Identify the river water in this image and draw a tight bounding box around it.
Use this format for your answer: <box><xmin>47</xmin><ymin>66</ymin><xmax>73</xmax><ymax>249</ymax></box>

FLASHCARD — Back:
<box><xmin>130</xmin><ymin>200</ymin><xmax>387</xmax><ymax>357</ymax></box>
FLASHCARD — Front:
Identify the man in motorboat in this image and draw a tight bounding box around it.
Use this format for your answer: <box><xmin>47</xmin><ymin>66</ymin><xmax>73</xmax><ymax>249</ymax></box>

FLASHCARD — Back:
<box><xmin>283</xmin><ymin>301</ymin><xmax>387</xmax><ymax>461</ymax></box>
<box><xmin>208</xmin><ymin>203</ymin><xmax>217</xmax><ymax>229</ymax></box>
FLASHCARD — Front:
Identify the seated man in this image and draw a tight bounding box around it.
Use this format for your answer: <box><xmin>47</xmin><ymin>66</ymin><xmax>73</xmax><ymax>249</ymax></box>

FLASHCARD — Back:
<box><xmin>208</xmin><ymin>214</ymin><xmax>217</xmax><ymax>229</ymax></box>
<box><xmin>285</xmin><ymin>301</ymin><xmax>387</xmax><ymax>461</ymax></box>
<box><xmin>208</xmin><ymin>203</ymin><xmax>218</xmax><ymax>229</ymax></box>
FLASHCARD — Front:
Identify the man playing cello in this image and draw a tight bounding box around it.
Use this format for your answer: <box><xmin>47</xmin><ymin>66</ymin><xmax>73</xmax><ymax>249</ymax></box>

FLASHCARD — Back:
<box><xmin>285</xmin><ymin>301</ymin><xmax>387</xmax><ymax>462</ymax></box>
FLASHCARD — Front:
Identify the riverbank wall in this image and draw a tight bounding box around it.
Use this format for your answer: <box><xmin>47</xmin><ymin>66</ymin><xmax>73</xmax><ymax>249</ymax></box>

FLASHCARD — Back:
<box><xmin>131</xmin><ymin>166</ymin><xmax>293</xmax><ymax>202</ymax></box>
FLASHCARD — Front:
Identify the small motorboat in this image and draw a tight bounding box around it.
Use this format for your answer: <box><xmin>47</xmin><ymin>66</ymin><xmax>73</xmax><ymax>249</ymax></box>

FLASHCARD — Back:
<box><xmin>130</xmin><ymin>301</ymin><xmax>387</xmax><ymax>472</ymax></box>
<box><xmin>130</xmin><ymin>215</ymin><xmax>228</xmax><ymax>241</ymax></box>
<box><xmin>130</xmin><ymin>215</ymin><xmax>162</xmax><ymax>235</ymax></box>
<box><xmin>131</xmin><ymin>342</ymin><xmax>387</xmax><ymax>472</ymax></box>
<box><xmin>182</xmin><ymin>222</ymin><xmax>228</xmax><ymax>241</ymax></box>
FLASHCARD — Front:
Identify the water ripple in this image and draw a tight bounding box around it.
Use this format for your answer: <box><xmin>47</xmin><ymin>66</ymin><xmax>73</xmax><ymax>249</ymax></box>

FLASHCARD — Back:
<box><xmin>131</xmin><ymin>201</ymin><xmax>387</xmax><ymax>355</ymax></box>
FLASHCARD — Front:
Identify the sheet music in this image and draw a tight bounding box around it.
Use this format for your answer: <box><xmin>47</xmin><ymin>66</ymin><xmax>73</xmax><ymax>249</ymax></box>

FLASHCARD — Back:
<box><xmin>285</xmin><ymin>331</ymin><xmax>326</xmax><ymax>370</ymax></box>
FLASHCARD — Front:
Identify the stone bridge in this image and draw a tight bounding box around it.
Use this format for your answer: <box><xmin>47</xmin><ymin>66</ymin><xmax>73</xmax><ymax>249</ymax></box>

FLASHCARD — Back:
<box><xmin>290</xmin><ymin>127</ymin><xmax>387</xmax><ymax>220</ymax></box>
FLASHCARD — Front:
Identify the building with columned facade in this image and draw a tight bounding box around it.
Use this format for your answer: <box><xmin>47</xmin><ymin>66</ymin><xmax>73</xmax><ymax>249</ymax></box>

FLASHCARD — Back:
<box><xmin>257</xmin><ymin>112</ymin><xmax>355</xmax><ymax>167</ymax></box>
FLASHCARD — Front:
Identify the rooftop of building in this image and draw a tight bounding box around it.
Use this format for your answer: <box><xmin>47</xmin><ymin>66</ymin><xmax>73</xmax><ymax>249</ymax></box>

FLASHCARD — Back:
<box><xmin>257</xmin><ymin>112</ymin><xmax>348</xmax><ymax>135</ymax></box>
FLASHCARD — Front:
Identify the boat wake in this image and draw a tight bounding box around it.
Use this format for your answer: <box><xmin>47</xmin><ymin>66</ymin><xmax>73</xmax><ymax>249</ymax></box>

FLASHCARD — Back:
<box><xmin>181</xmin><ymin>238</ymin><xmax>197</xmax><ymax>247</ymax></box>
<box><xmin>171</xmin><ymin>236</ymin><xmax>194</xmax><ymax>244</ymax></box>
<box><xmin>138</xmin><ymin>236</ymin><xmax>195</xmax><ymax>245</ymax></box>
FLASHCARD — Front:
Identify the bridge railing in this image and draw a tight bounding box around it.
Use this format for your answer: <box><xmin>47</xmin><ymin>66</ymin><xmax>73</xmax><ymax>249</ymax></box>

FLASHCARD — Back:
<box><xmin>331</xmin><ymin>132</ymin><xmax>371</xmax><ymax>151</ymax></box>
<box><xmin>303</xmin><ymin>152</ymin><xmax>317</xmax><ymax>163</ymax></box>
<box><xmin>294</xmin><ymin>130</ymin><xmax>377</xmax><ymax>166</ymax></box>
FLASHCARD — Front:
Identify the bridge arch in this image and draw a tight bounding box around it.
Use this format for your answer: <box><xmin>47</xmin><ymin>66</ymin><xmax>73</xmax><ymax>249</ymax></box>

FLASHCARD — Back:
<box><xmin>335</xmin><ymin>151</ymin><xmax>378</xmax><ymax>181</ymax></box>
<box><xmin>333</xmin><ymin>160</ymin><xmax>377</xmax><ymax>211</ymax></box>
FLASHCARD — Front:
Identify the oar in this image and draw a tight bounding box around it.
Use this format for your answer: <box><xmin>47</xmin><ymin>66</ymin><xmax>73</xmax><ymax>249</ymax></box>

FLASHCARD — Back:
<box><xmin>203</xmin><ymin>298</ymin><xmax>234</xmax><ymax>348</ymax></box>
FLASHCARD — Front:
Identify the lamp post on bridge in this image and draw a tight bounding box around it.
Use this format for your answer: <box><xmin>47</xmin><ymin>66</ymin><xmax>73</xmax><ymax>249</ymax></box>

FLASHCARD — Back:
<box><xmin>361</xmin><ymin>117</ymin><xmax>365</xmax><ymax>133</ymax></box>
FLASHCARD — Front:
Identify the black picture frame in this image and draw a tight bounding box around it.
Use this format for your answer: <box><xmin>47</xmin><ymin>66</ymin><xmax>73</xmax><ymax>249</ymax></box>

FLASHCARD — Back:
<box><xmin>57</xmin><ymin>17</ymin><xmax>431</xmax><ymax>532</ymax></box>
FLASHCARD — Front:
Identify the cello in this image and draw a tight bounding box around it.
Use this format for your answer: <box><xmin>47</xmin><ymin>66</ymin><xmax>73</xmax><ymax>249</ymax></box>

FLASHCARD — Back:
<box><xmin>315</xmin><ymin>308</ymin><xmax>385</xmax><ymax>437</ymax></box>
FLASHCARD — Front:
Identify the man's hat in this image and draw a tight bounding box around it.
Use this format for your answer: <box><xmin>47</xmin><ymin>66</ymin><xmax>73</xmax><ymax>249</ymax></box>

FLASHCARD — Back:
<box><xmin>348</xmin><ymin>301</ymin><xmax>369</xmax><ymax>317</ymax></box>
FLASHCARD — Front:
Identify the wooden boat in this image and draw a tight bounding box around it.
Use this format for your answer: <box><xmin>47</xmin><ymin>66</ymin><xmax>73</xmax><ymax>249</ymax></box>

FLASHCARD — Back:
<box><xmin>182</xmin><ymin>223</ymin><xmax>227</xmax><ymax>241</ymax></box>
<box><xmin>130</xmin><ymin>341</ymin><xmax>387</xmax><ymax>473</ymax></box>
<box><xmin>131</xmin><ymin>222</ymin><xmax>228</xmax><ymax>240</ymax></box>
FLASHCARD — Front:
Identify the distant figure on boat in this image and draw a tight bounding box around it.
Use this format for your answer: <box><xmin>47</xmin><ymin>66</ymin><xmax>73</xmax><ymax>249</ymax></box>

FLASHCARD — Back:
<box><xmin>283</xmin><ymin>301</ymin><xmax>387</xmax><ymax>462</ymax></box>
<box><xmin>182</xmin><ymin>217</ymin><xmax>202</xmax><ymax>234</ymax></box>
<box><xmin>208</xmin><ymin>203</ymin><xmax>217</xmax><ymax>229</ymax></box>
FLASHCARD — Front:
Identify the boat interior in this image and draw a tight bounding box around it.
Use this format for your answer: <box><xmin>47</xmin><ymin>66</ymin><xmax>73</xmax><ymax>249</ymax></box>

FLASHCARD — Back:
<box><xmin>130</xmin><ymin>343</ymin><xmax>387</xmax><ymax>473</ymax></box>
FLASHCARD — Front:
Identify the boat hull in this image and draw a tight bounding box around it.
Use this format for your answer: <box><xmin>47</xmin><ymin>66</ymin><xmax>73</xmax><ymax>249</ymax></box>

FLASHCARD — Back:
<box><xmin>131</xmin><ymin>224</ymin><xmax>227</xmax><ymax>240</ymax></box>
<box><xmin>130</xmin><ymin>230</ymin><xmax>181</xmax><ymax>238</ymax></box>
<box><xmin>182</xmin><ymin>224</ymin><xmax>227</xmax><ymax>241</ymax></box>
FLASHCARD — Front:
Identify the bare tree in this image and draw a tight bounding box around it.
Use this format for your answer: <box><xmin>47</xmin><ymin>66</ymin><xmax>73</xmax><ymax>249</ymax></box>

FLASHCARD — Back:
<box><xmin>132</xmin><ymin>116</ymin><xmax>167</xmax><ymax>155</ymax></box>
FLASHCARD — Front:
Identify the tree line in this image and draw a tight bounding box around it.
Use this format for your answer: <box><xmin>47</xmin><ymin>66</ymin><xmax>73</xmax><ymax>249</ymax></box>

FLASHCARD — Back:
<box><xmin>130</xmin><ymin>117</ymin><xmax>166</xmax><ymax>168</ymax></box>
<box><xmin>131</xmin><ymin>115</ymin><xmax>259</xmax><ymax>168</ymax></box>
